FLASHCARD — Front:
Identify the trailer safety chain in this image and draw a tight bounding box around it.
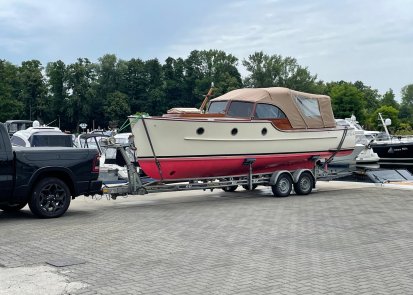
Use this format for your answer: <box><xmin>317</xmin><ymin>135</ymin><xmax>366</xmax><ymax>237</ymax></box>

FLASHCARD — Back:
<box><xmin>325</xmin><ymin>127</ymin><xmax>348</xmax><ymax>167</ymax></box>
<box><xmin>141</xmin><ymin>117</ymin><xmax>164</xmax><ymax>181</ymax></box>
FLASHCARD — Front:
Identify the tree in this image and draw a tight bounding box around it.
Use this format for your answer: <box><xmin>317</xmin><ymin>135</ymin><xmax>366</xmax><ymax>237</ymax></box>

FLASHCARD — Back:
<box><xmin>144</xmin><ymin>59</ymin><xmax>165</xmax><ymax>115</ymax></box>
<box><xmin>66</xmin><ymin>58</ymin><xmax>97</xmax><ymax>132</ymax></box>
<box><xmin>370</xmin><ymin>105</ymin><xmax>399</xmax><ymax>134</ymax></box>
<box><xmin>103</xmin><ymin>91</ymin><xmax>131</xmax><ymax>128</ymax></box>
<box><xmin>124</xmin><ymin>58</ymin><xmax>150</xmax><ymax>114</ymax></box>
<box><xmin>18</xmin><ymin>60</ymin><xmax>46</xmax><ymax>120</ymax></box>
<box><xmin>353</xmin><ymin>81</ymin><xmax>380</xmax><ymax>111</ymax></box>
<box><xmin>329</xmin><ymin>83</ymin><xmax>365</xmax><ymax>122</ymax></box>
<box><xmin>242</xmin><ymin>51</ymin><xmax>318</xmax><ymax>92</ymax></box>
<box><xmin>381</xmin><ymin>88</ymin><xmax>399</xmax><ymax>110</ymax></box>
<box><xmin>94</xmin><ymin>54</ymin><xmax>129</xmax><ymax>129</ymax></box>
<box><xmin>0</xmin><ymin>60</ymin><xmax>24</xmax><ymax>121</ymax></box>
<box><xmin>45</xmin><ymin>60</ymin><xmax>68</xmax><ymax>128</ymax></box>
<box><xmin>401</xmin><ymin>84</ymin><xmax>413</xmax><ymax>106</ymax></box>
<box><xmin>399</xmin><ymin>84</ymin><xmax>413</xmax><ymax>126</ymax></box>
<box><xmin>163</xmin><ymin>57</ymin><xmax>186</xmax><ymax>109</ymax></box>
<box><xmin>184</xmin><ymin>50</ymin><xmax>242</xmax><ymax>108</ymax></box>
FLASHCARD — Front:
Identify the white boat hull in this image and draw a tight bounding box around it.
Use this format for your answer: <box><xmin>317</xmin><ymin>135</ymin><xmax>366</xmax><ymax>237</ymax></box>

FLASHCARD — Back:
<box><xmin>129</xmin><ymin>116</ymin><xmax>356</xmax><ymax>180</ymax></box>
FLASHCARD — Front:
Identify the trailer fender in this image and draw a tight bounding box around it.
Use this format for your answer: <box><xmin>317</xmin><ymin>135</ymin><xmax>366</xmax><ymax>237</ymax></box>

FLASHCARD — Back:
<box><xmin>292</xmin><ymin>169</ymin><xmax>316</xmax><ymax>188</ymax></box>
<box><xmin>269</xmin><ymin>170</ymin><xmax>292</xmax><ymax>186</ymax></box>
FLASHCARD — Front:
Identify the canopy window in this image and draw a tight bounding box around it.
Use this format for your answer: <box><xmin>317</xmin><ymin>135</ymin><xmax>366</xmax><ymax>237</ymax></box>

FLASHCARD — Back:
<box><xmin>254</xmin><ymin>103</ymin><xmax>286</xmax><ymax>119</ymax></box>
<box><xmin>227</xmin><ymin>101</ymin><xmax>254</xmax><ymax>118</ymax></box>
<box><xmin>208</xmin><ymin>101</ymin><xmax>228</xmax><ymax>114</ymax></box>
<box><xmin>294</xmin><ymin>95</ymin><xmax>321</xmax><ymax>118</ymax></box>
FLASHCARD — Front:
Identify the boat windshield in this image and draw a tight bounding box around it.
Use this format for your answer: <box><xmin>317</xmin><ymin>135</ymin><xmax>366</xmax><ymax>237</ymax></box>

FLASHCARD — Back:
<box><xmin>227</xmin><ymin>101</ymin><xmax>254</xmax><ymax>118</ymax></box>
<box><xmin>208</xmin><ymin>101</ymin><xmax>228</xmax><ymax>114</ymax></box>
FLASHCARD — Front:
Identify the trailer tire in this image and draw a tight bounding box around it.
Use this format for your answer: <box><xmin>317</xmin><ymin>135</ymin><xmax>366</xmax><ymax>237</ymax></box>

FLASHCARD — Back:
<box><xmin>0</xmin><ymin>202</ymin><xmax>27</xmax><ymax>212</ymax></box>
<box><xmin>271</xmin><ymin>173</ymin><xmax>292</xmax><ymax>197</ymax></box>
<box><xmin>222</xmin><ymin>185</ymin><xmax>238</xmax><ymax>192</ymax></box>
<box><xmin>294</xmin><ymin>172</ymin><xmax>314</xmax><ymax>195</ymax></box>
<box><xmin>28</xmin><ymin>177</ymin><xmax>71</xmax><ymax>218</ymax></box>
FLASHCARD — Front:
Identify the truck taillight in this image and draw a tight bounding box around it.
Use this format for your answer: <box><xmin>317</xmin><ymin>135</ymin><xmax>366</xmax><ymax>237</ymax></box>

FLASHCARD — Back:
<box><xmin>92</xmin><ymin>154</ymin><xmax>100</xmax><ymax>173</ymax></box>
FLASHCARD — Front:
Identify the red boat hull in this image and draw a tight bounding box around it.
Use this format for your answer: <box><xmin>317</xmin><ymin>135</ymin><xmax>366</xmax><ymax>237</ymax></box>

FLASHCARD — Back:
<box><xmin>138</xmin><ymin>150</ymin><xmax>353</xmax><ymax>180</ymax></box>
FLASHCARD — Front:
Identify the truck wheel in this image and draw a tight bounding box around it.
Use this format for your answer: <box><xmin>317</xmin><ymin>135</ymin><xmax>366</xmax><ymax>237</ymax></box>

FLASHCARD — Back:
<box><xmin>29</xmin><ymin>177</ymin><xmax>71</xmax><ymax>218</ymax></box>
<box><xmin>271</xmin><ymin>173</ymin><xmax>292</xmax><ymax>197</ymax></box>
<box><xmin>0</xmin><ymin>202</ymin><xmax>27</xmax><ymax>212</ymax></box>
<box><xmin>222</xmin><ymin>185</ymin><xmax>238</xmax><ymax>192</ymax></box>
<box><xmin>294</xmin><ymin>172</ymin><xmax>314</xmax><ymax>195</ymax></box>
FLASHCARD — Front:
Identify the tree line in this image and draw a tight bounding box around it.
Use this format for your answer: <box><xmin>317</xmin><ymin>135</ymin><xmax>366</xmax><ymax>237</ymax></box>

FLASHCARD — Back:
<box><xmin>1</xmin><ymin>50</ymin><xmax>412</xmax><ymax>134</ymax></box>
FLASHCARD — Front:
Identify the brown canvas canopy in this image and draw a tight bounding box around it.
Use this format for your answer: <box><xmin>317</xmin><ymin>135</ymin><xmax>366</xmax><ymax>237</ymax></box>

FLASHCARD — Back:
<box><xmin>210</xmin><ymin>87</ymin><xmax>336</xmax><ymax>129</ymax></box>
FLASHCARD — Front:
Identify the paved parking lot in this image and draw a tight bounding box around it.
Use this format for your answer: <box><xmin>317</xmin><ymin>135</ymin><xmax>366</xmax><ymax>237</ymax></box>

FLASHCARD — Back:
<box><xmin>1</xmin><ymin>182</ymin><xmax>413</xmax><ymax>295</ymax></box>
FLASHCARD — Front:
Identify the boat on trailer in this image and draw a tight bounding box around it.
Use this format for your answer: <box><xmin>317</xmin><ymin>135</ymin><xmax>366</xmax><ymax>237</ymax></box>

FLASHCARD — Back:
<box><xmin>129</xmin><ymin>87</ymin><xmax>356</xmax><ymax>181</ymax></box>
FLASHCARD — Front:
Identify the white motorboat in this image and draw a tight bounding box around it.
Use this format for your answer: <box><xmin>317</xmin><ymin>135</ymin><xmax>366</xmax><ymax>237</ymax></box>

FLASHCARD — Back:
<box><xmin>129</xmin><ymin>87</ymin><xmax>356</xmax><ymax>180</ymax></box>
<box><xmin>10</xmin><ymin>121</ymin><xmax>73</xmax><ymax>147</ymax></box>
<box><xmin>335</xmin><ymin>116</ymin><xmax>380</xmax><ymax>165</ymax></box>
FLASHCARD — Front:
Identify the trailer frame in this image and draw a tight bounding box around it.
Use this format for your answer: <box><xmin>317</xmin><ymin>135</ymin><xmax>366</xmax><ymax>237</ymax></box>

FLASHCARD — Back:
<box><xmin>100</xmin><ymin>143</ymin><xmax>353</xmax><ymax>199</ymax></box>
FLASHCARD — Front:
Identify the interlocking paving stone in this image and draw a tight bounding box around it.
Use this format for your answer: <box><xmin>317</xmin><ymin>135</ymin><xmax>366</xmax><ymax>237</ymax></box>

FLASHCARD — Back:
<box><xmin>1</xmin><ymin>184</ymin><xmax>413</xmax><ymax>294</ymax></box>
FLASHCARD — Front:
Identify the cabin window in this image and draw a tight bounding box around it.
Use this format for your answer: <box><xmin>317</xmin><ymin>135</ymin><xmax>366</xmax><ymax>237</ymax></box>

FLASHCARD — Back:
<box><xmin>254</xmin><ymin>104</ymin><xmax>286</xmax><ymax>119</ymax></box>
<box><xmin>227</xmin><ymin>101</ymin><xmax>254</xmax><ymax>118</ymax></box>
<box><xmin>294</xmin><ymin>95</ymin><xmax>321</xmax><ymax>118</ymax></box>
<box><xmin>30</xmin><ymin>135</ymin><xmax>73</xmax><ymax>147</ymax></box>
<box><xmin>208</xmin><ymin>101</ymin><xmax>228</xmax><ymax>114</ymax></box>
<box><xmin>10</xmin><ymin>136</ymin><xmax>26</xmax><ymax>147</ymax></box>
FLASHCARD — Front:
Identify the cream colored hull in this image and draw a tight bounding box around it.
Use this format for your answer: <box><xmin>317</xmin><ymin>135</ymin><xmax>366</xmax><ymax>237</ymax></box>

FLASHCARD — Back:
<box><xmin>129</xmin><ymin>116</ymin><xmax>355</xmax><ymax>158</ymax></box>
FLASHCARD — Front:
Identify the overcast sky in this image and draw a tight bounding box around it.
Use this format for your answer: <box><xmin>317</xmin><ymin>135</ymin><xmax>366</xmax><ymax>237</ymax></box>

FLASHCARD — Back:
<box><xmin>1</xmin><ymin>0</ymin><xmax>412</xmax><ymax>98</ymax></box>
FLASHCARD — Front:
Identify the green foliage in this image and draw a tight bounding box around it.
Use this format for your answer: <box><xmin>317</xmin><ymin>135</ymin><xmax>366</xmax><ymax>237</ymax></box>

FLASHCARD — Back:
<box><xmin>328</xmin><ymin>83</ymin><xmax>365</xmax><ymax>122</ymax></box>
<box><xmin>184</xmin><ymin>50</ymin><xmax>242</xmax><ymax>107</ymax></box>
<box><xmin>398</xmin><ymin>84</ymin><xmax>413</xmax><ymax>126</ymax></box>
<box><xmin>381</xmin><ymin>89</ymin><xmax>399</xmax><ymax>110</ymax></box>
<box><xmin>18</xmin><ymin>60</ymin><xmax>46</xmax><ymax>120</ymax></box>
<box><xmin>66</xmin><ymin>58</ymin><xmax>97</xmax><ymax>132</ymax></box>
<box><xmin>370</xmin><ymin>106</ymin><xmax>399</xmax><ymax>133</ymax></box>
<box><xmin>401</xmin><ymin>84</ymin><xmax>413</xmax><ymax>106</ymax></box>
<box><xmin>0</xmin><ymin>98</ymin><xmax>24</xmax><ymax>122</ymax></box>
<box><xmin>103</xmin><ymin>91</ymin><xmax>131</xmax><ymax>128</ymax></box>
<box><xmin>324</xmin><ymin>81</ymin><xmax>382</xmax><ymax>128</ymax></box>
<box><xmin>45</xmin><ymin>60</ymin><xmax>67</xmax><ymax>127</ymax></box>
<box><xmin>0</xmin><ymin>60</ymin><xmax>24</xmax><ymax>121</ymax></box>
<box><xmin>242</xmin><ymin>51</ymin><xmax>317</xmax><ymax>92</ymax></box>
<box><xmin>0</xmin><ymin>51</ymin><xmax>411</xmax><ymax>133</ymax></box>
<box><xmin>396</xmin><ymin>122</ymin><xmax>413</xmax><ymax>135</ymax></box>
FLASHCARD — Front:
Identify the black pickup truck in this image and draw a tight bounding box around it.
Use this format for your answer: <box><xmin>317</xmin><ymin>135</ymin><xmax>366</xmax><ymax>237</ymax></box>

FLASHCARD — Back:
<box><xmin>0</xmin><ymin>123</ymin><xmax>102</xmax><ymax>218</ymax></box>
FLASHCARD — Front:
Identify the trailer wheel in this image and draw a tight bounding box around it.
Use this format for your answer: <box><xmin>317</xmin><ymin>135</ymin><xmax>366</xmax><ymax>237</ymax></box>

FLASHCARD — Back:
<box><xmin>242</xmin><ymin>184</ymin><xmax>258</xmax><ymax>191</ymax></box>
<box><xmin>294</xmin><ymin>172</ymin><xmax>314</xmax><ymax>195</ymax></box>
<box><xmin>29</xmin><ymin>177</ymin><xmax>71</xmax><ymax>218</ymax></box>
<box><xmin>271</xmin><ymin>173</ymin><xmax>292</xmax><ymax>197</ymax></box>
<box><xmin>0</xmin><ymin>202</ymin><xmax>27</xmax><ymax>212</ymax></box>
<box><xmin>222</xmin><ymin>185</ymin><xmax>238</xmax><ymax>192</ymax></box>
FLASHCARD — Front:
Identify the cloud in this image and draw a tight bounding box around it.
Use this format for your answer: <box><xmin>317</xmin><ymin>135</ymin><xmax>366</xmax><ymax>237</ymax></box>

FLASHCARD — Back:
<box><xmin>0</xmin><ymin>0</ymin><xmax>93</xmax><ymax>62</ymax></box>
<box><xmin>166</xmin><ymin>0</ymin><xmax>413</xmax><ymax>94</ymax></box>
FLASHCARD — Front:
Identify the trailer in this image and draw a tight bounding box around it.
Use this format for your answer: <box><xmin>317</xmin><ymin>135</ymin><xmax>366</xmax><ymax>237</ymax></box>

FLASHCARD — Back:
<box><xmin>100</xmin><ymin>143</ymin><xmax>354</xmax><ymax>199</ymax></box>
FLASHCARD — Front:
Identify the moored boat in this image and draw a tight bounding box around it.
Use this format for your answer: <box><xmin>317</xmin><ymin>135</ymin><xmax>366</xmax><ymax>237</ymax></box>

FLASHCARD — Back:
<box><xmin>370</xmin><ymin>113</ymin><xmax>413</xmax><ymax>167</ymax></box>
<box><xmin>129</xmin><ymin>87</ymin><xmax>356</xmax><ymax>180</ymax></box>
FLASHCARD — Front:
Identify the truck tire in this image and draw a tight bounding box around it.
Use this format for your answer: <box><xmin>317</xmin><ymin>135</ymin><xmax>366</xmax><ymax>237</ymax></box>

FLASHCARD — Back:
<box><xmin>271</xmin><ymin>173</ymin><xmax>292</xmax><ymax>197</ymax></box>
<box><xmin>0</xmin><ymin>202</ymin><xmax>27</xmax><ymax>212</ymax></box>
<box><xmin>293</xmin><ymin>172</ymin><xmax>314</xmax><ymax>195</ymax></box>
<box><xmin>28</xmin><ymin>177</ymin><xmax>71</xmax><ymax>218</ymax></box>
